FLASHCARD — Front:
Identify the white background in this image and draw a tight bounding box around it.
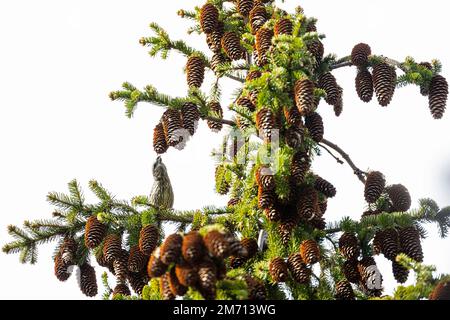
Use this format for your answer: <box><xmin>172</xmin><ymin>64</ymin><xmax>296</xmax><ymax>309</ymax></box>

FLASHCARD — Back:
<box><xmin>0</xmin><ymin>0</ymin><xmax>449</xmax><ymax>299</ymax></box>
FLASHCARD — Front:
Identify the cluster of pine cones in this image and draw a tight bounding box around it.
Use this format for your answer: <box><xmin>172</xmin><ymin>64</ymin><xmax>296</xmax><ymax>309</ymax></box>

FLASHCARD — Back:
<box><xmin>269</xmin><ymin>239</ymin><xmax>320</xmax><ymax>285</ymax></box>
<box><xmin>364</xmin><ymin>171</ymin><xmax>412</xmax><ymax>213</ymax></box>
<box><xmin>352</xmin><ymin>43</ymin><xmax>448</xmax><ymax>119</ymax></box>
<box><xmin>153</xmin><ymin>103</ymin><xmax>200</xmax><ymax>154</ymax></box>
<box><xmin>338</xmin><ymin>232</ymin><xmax>382</xmax><ymax>299</ymax></box>
<box><xmin>252</xmin><ymin>163</ymin><xmax>335</xmax><ymax>245</ymax></box>
<box><xmin>148</xmin><ymin>229</ymin><xmax>261</xmax><ymax>300</ymax></box>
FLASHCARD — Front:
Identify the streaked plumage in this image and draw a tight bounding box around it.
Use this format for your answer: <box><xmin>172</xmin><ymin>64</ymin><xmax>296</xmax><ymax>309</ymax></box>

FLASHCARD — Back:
<box><xmin>149</xmin><ymin>156</ymin><xmax>174</xmax><ymax>210</ymax></box>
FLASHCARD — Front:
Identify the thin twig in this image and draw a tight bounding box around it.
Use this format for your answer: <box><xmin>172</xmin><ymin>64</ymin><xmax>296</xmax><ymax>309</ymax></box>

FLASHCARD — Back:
<box><xmin>321</xmin><ymin>138</ymin><xmax>367</xmax><ymax>184</ymax></box>
<box><xmin>203</xmin><ymin>116</ymin><xmax>236</xmax><ymax>127</ymax></box>
<box><xmin>223</xmin><ymin>73</ymin><xmax>245</xmax><ymax>83</ymax></box>
<box><xmin>318</xmin><ymin>143</ymin><xmax>344</xmax><ymax>164</ymax></box>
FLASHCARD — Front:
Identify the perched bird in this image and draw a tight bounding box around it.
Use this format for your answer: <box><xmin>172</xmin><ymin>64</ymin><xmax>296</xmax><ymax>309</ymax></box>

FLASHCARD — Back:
<box><xmin>149</xmin><ymin>156</ymin><xmax>174</xmax><ymax>210</ymax></box>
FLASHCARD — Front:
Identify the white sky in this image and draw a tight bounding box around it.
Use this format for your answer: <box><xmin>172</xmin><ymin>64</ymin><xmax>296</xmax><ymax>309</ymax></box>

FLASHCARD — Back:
<box><xmin>0</xmin><ymin>0</ymin><xmax>449</xmax><ymax>299</ymax></box>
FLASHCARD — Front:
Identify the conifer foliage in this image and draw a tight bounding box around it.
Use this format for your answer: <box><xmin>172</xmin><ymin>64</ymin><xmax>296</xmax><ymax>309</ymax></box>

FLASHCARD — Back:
<box><xmin>3</xmin><ymin>1</ymin><xmax>450</xmax><ymax>301</ymax></box>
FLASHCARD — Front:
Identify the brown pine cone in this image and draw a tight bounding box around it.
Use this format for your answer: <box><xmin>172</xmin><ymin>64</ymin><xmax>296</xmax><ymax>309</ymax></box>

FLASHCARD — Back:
<box><xmin>428</xmin><ymin>74</ymin><xmax>448</xmax><ymax>119</ymax></box>
<box><xmin>319</xmin><ymin>72</ymin><xmax>340</xmax><ymax>106</ymax></box>
<box><xmin>139</xmin><ymin>224</ymin><xmax>159</xmax><ymax>256</ymax></box>
<box><xmin>222</xmin><ymin>32</ymin><xmax>245</xmax><ymax>61</ymax></box>
<box><xmin>300</xmin><ymin>239</ymin><xmax>321</xmax><ymax>264</ymax></box>
<box><xmin>339</xmin><ymin>232</ymin><xmax>360</xmax><ymax>261</ymax></box>
<box><xmin>204</xmin><ymin>230</ymin><xmax>230</xmax><ymax>259</ymax></box>
<box><xmin>249</xmin><ymin>5</ymin><xmax>268</xmax><ymax>34</ymax></box>
<box><xmin>373</xmin><ymin>62</ymin><xmax>397</xmax><ymax>107</ymax></box>
<box><xmin>186</xmin><ymin>56</ymin><xmax>205</xmax><ymax>88</ymax></box>
<box><xmin>102</xmin><ymin>234</ymin><xmax>122</xmax><ymax>264</ymax></box>
<box><xmin>287</xmin><ymin>253</ymin><xmax>311</xmax><ymax>284</ymax></box>
<box><xmin>364</xmin><ymin>171</ymin><xmax>386</xmax><ymax>204</ymax></box>
<box><xmin>386</xmin><ymin>184</ymin><xmax>411</xmax><ymax>212</ymax></box>
<box><xmin>168</xmin><ymin>267</ymin><xmax>188</xmax><ymax>297</ymax></box>
<box><xmin>182</xmin><ymin>231</ymin><xmax>206</xmax><ymax>264</ymax></box>
<box><xmin>128</xmin><ymin>245</ymin><xmax>148</xmax><ymax>273</ymax></box>
<box><xmin>160</xmin><ymin>273</ymin><xmax>176</xmax><ymax>300</ymax></box>
<box><xmin>147</xmin><ymin>252</ymin><xmax>168</xmax><ymax>278</ymax></box>
<box><xmin>269</xmin><ymin>257</ymin><xmax>288</xmax><ymax>282</ymax></box>
<box><xmin>351</xmin><ymin>43</ymin><xmax>371</xmax><ymax>67</ymax></box>
<box><xmin>153</xmin><ymin>122</ymin><xmax>168</xmax><ymax>154</ymax></box>
<box><xmin>160</xmin><ymin>233</ymin><xmax>183</xmax><ymax>265</ymax></box>
<box><xmin>84</xmin><ymin>215</ymin><xmax>107</xmax><ymax>249</ymax></box>
<box><xmin>181</xmin><ymin>102</ymin><xmax>200</xmax><ymax>136</ymax></box>
<box><xmin>355</xmin><ymin>68</ymin><xmax>374</xmax><ymax>103</ymax></box>
<box><xmin>294</xmin><ymin>78</ymin><xmax>315</xmax><ymax>115</ymax></box>
<box><xmin>291</xmin><ymin>151</ymin><xmax>310</xmax><ymax>185</ymax></box>
<box><xmin>335</xmin><ymin>280</ymin><xmax>355</xmax><ymax>300</ymax></box>
<box><xmin>200</xmin><ymin>3</ymin><xmax>219</xmax><ymax>34</ymax></box>
<box><xmin>78</xmin><ymin>263</ymin><xmax>98</xmax><ymax>297</ymax></box>
<box><xmin>274</xmin><ymin>18</ymin><xmax>293</xmax><ymax>36</ymax></box>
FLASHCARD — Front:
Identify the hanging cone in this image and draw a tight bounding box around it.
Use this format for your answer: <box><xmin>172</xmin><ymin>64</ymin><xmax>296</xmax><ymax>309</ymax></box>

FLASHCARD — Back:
<box><xmin>319</xmin><ymin>72</ymin><xmax>340</xmax><ymax>106</ymax></box>
<box><xmin>54</xmin><ymin>252</ymin><xmax>72</xmax><ymax>282</ymax></box>
<box><xmin>162</xmin><ymin>109</ymin><xmax>184</xmax><ymax>147</ymax></box>
<box><xmin>113</xmin><ymin>249</ymin><xmax>129</xmax><ymax>283</ymax></box>
<box><xmin>181</xmin><ymin>102</ymin><xmax>200</xmax><ymax>136</ymax></box>
<box><xmin>230</xmin><ymin>237</ymin><xmax>258</xmax><ymax>268</ymax></box>
<box><xmin>355</xmin><ymin>68</ymin><xmax>374</xmax><ymax>103</ymax></box>
<box><xmin>128</xmin><ymin>271</ymin><xmax>148</xmax><ymax>295</ymax></box>
<box><xmin>210</xmin><ymin>52</ymin><xmax>229</xmax><ymax>75</ymax></box>
<box><xmin>296</xmin><ymin>186</ymin><xmax>320</xmax><ymax>221</ymax></box>
<box><xmin>222</xmin><ymin>32</ymin><xmax>245</xmax><ymax>61</ymax></box>
<box><xmin>351</xmin><ymin>43</ymin><xmax>371</xmax><ymax>67</ymax></box>
<box><xmin>153</xmin><ymin>122</ymin><xmax>168</xmax><ymax>154</ymax></box>
<box><xmin>333</xmin><ymin>87</ymin><xmax>344</xmax><ymax>116</ymax></box>
<box><xmin>274</xmin><ymin>18</ymin><xmax>293</xmax><ymax>36</ymax></box>
<box><xmin>206</xmin><ymin>21</ymin><xmax>224</xmax><ymax>53</ymax></box>
<box><xmin>285</xmin><ymin>125</ymin><xmax>303</xmax><ymax>149</ymax></box>
<box><xmin>204</xmin><ymin>230</ymin><xmax>231</xmax><ymax>259</ymax></box>
<box><xmin>392</xmin><ymin>261</ymin><xmax>409</xmax><ymax>284</ymax></box>
<box><xmin>78</xmin><ymin>263</ymin><xmax>98</xmax><ymax>297</ymax></box>
<box><xmin>386</xmin><ymin>184</ymin><xmax>411</xmax><ymax>212</ymax></box>
<box><xmin>339</xmin><ymin>233</ymin><xmax>360</xmax><ymax>261</ymax></box>
<box><xmin>358</xmin><ymin>257</ymin><xmax>383</xmax><ymax>296</ymax></box>
<box><xmin>429</xmin><ymin>280</ymin><xmax>450</xmax><ymax>300</ymax></box>
<box><xmin>278</xmin><ymin>216</ymin><xmax>297</xmax><ymax>246</ymax></box>
<box><xmin>304</xmin><ymin>112</ymin><xmax>324</xmax><ymax>143</ymax></box>
<box><xmin>84</xmin><ymin>215</ymin><xmax>107</xmax><ymax>249</ymax></box>
<box><xmin>300</xmin><ymin>239</ymin><xmax>320</xmax><ymax>264</ymax></box>
<box><xmin>378</xmin><ymin>228</ymin><xmax>401</xmax><ymax>261</ymax></box>
<box><xmin>200</xmin><ymin>3</ymin><xmax>219</xmax><ymax>34</ymax></box>
<box><xmin>284</xmin><ymin>105</ymin><xmax>303</xmax><ymax>127</ymax></box>
<box><xmin>255</xmin><ymin>165</ymin><xmax>275</xmax><ymax>191</ymax></box>
<box><xmin>168</xmin><ymin>268</ymin><xmax>188</xmax><ymax>297</ymax></box>
<box><xmin>372</xmin><ymin>230</ymin><xmax>383</xmax><ymax>256</ymax></box>
<box><xmin>287</xmin><ymin>253</ymin><xmax>311</xmax><ymax>284</ymax></box>
<box><xmin>227</xmin><ymin>233</ymin><xmax>247</xmax><ymax>258</ymax></box>
<box><xmin>373</xmin><ymin>62</ymin><xmax>397</xmax><ymax>107</ymax></box>
<box><xmin>428</xmin><ymin>74</ymin><xmax>448</xmax><ymax>119</ymax></box>
<box><xmin>264</xmin><ymin>205</ymin><xmax>282</xmax><ymax>222</ymax></box>
<box><xmin>291</xmin><ymin>151</ymin><xmax>310</xmax><ymax>185</ymax></box>
<box><xmin>160</xmin><ymin>233</ymin><xmax>183</xmax><ymax>265</ymax></box>
<box><xmin>128</xmin><ymin>245</ymin><xmax>148</xmax><ymax>273</ymax></box>
<box><xmin>175</xmin><ymin>263</ymin><xmax>199</xmax><ymax>287</ymax></box>
<box><xmin>335</xmin><ymin>280</ymin><xmax>355</xmax><ymax>300</ymax></box>
<box><xmin>307</xmin><ymin>40</ymin><xmax>324</xmax><ymax>67</ymax></box>
<box><xmin>342</xmin><ymin>259</ymin><xmax>361</xmax><ymax>284</ymax></box>
<box><xmin>269</xmin><ymin>257</ymin><xmax>288</xmax><ymax>282</ymax></box>
<box><xmin>256</xmin><ymin>108</ymin><xmax>278</xmax><ymax>142</ymax></box>
<box><xmin>294</xmin><ymin>78</ymin><xmax>315</xmax><ymax>115</ymax></box>
<box><xmin>314</xmin><ymin>175</ymin><xmax>336</xmax><ymax>198</ymax></box>
<box><xmin>249</xmin><ymin>5</ymin><xmax>268</xmax><ymax>34</ymax></box>
<box><xmin>160</xmin><ymin>273</ymin><xmax>176</xmax><ymax>300</ymax></box>
<box><xmin>102</xmin><ymin>234</ymin><xmax>122</xmax><ymax>264</ymax></box>
<box><xmin>139</xmin><ymin>224</ymin><xmax>159</xmax><ymax>256</ymax></box>
<box><xmin>255</xmin><ymin>28</ymin><xmax>273</xmax><ymax>66</ymax></box>
<box><xmin>59</xmin><ymin>237</ymin><xmax>77</xmax><ymax>266</ymax></box>
<box><xmin>364</xmin><ymin>171</ymin><xmax>386</xmax><ymax>204</ymax></box>
<box><xmin>237</xmin><ymin>96</ymin><xmax>256</xmax><ymax>112</ymax></box>
<box><xmin>197</xmin><ymin>259</ymin><xmax>217</xmax><ymax>300</ymax></box>
<box><xmin>186</xmin><ymin>56</ymin><xmax>205</xmax><ymax>88</ymax></box>
<box><xmin>236</xmin><ymin>116</ymin><xmax>252</xmax><ymax>131</ymax></box>
<box><xmin>207</xmin><ymin>102</ymin><xmax>224</xmax><ymax>132</ymax></box>
<box><xmin>245</xmin><ymin>276</ymin><xmax>266</xmax><ymax>300</ymax></box>
<box><xmin>112</xmin><ymin>283</ymin><xmax>131</xmax><ymax>298</ymax></box>
<box><xmin>237</xmin><ymin>0</ymin><xmax>254</xmax><ymax>17</ymax></box>
<box><xmin>148</xmin><ymin>251</ymin><xmax>167</xmax><ymax>278</ymax></box>
<box><xmin>318</xmin><ymin>199</ymin><xmax>328</xmax><ymax>217</ymax></box>
<box><xmin>182</xmin><ymin>231</ymin><xmax>206</xmax><ymax>264</ymax></box>
<box><xmin>399</xmin><ymin>226</ymin><xmax>424</xmax><ymax>262</ymax></box>
<box><xmin>257</xmin><ymin>186</ymin><xmax>276</xmax><ymax>210</ymax></box>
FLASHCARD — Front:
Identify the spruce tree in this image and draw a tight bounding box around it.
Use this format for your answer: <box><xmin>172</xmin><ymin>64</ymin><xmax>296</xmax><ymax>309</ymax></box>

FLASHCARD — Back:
<box><xmin>3</xmin><ymin>0</ymin><xmax>450</xmax><ymax>300</ymax></box>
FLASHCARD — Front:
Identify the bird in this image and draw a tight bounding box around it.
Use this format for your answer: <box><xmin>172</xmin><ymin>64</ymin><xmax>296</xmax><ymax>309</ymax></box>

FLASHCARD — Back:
<box><xmin>149</xmin><ymin>156</ymin><xmax>174</xmax><ymax>210</ymax></box>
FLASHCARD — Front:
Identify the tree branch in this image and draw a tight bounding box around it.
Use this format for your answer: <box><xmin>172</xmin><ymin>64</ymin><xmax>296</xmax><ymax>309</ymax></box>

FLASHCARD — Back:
<box><xmin>320</xmin><ymin>138</ymin><xmax>367</xmax><ymax>184</ymax></box>
<box><xmin>330</xmin><ymin>55</ymin><xmax>407</xmax><ymax>73</ymax></box>
<box><xmin>203</xmin><ymin>116</ymin><xmax>236</xmax><ymax>127</ymax></box>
